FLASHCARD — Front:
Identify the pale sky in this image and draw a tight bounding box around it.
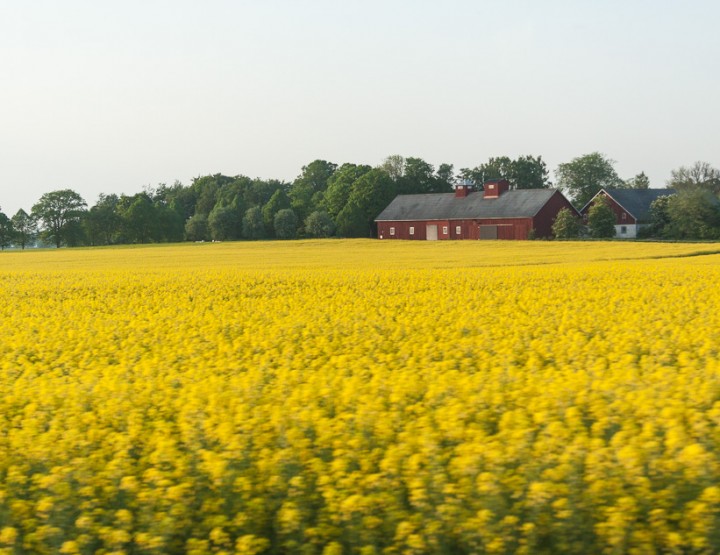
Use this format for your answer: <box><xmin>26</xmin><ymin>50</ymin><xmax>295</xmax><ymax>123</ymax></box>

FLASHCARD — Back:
<box><xmin>1</xmin><ymin>0</ymin><xmax>718</xmax><ymax>215</ymax></box>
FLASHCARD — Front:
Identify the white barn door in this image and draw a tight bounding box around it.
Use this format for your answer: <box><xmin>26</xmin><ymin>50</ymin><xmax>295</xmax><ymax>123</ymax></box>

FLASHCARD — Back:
<box><xmin>426</xmin><ymin>224</ymin><xmax>438</xmax><ymax>240</ymax></box>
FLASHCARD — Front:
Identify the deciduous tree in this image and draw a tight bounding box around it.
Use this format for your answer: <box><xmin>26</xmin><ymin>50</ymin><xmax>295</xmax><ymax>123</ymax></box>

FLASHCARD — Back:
<box><xmin>665</xmin><ymin>189</ymin><xmax>720</xmax><ymax>239</ymax></box>
<box><xmin>31</xmin><ymin>189</ymin><xmax>87</xmax><ymax>248</ymax></box>
<box><xmin>305</xmin><ymin>210</ymin><xmax>335</xmax><ymax>238</ymax></box>
<box><xmin>0</xmin><ymin>210</ymin><xmax>13</xmax><ymax>250</ymax></box>
<box><xmin>185</xmin><ymin>213</ymin><xmax>210</xmax><ymax>241</ymax></box>
<box><xmin>587</xmin><ymin>197</ymin><xmax>617</xmax><ymax>238</ymax></box>
<box><xmin>626</xmin><ymin>172</ymin><xmax>650</xmax><ymax>189</ymax></box>
<box><xmin>667</xmin><ymin>161</ymin><xmax>720</xmax><ymax>194</ymax></box>
<box><xmin>555</xmin><ymin>152</ymin><xmax>623</xmax><ymax>207</ymax></box>
<box><xmin>242</xmin><ymin>206</ymin><xmax>265</xmax><ymax>240</ymax></box>
<box><xmin>551</xmin><ymin>208</ymin><xmax>580</xmax><ymax>239</ymax></box>
<box><xmin>11</xmin><ymin>209</ymin><xmax>36</xmax><ymax>249</ymax></box>
<box><xmin>273</xmin><ymin>209</ymin><xmax>298</xmax><ymax>239</ymax></box>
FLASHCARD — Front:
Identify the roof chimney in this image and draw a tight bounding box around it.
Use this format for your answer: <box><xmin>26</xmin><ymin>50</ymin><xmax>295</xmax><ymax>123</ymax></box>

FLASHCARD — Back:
<box><xmin>455</xmin><ymin>184</ymin><xmax>472</xmax><ymax>198</ymax></box>
<box><xmin>454</xmin><ymin>179</ymin><xmax>475</xmax><ymax>198</ymax></box>
<box><xmin>483</xmin><ymin>179</ymin><xmax>509</xmax><ymax>199</ymax></box>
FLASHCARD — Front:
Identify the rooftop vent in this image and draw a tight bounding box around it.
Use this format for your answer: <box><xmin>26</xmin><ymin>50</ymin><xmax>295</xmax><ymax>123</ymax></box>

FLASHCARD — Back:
<box><xmin>483</xmin><ymin>179</ymin><xmax>510</xmax><ymax>199</ymax></box>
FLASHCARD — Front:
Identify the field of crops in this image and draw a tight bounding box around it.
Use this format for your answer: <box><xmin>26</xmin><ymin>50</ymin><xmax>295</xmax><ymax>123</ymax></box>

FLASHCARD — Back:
<box><xmin>2</xmin><ymin>240</ymin><xmax>720</xmax><ymax>555</ymax></box>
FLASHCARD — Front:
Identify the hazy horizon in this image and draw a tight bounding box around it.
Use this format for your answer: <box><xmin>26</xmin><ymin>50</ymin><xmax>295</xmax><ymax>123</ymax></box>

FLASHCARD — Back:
<box><xmin>2</xmin><ymin>0</ymin><xmax>719</xmax><ymax>216</ymax></box>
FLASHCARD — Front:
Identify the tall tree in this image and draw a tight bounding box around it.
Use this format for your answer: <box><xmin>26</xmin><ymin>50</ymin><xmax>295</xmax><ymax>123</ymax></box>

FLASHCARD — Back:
<box><xmin>262</xmin><ymin>189</ymin><xmax>291</xmax><ymax>236</ymax></box>
<box><xmin>436</xmin><ymin>163</ymin><xmax>455</xmax><ymax>191</ymax></box>
<box><xmin>289</xmin><ymin>160</ymin><xmax>337</xmax><ymax>225</ymax></box>
<box><xmin>273</xmin><ymin>209</ymin><xmax>298</xmax><ymax>239</ymax></box>
<box><xmin>625</xmin><ymin>171</ymin><xmax>650</xmax><ymax>189</ymax></box>
<box><xmin>242</xmin><ymin>206</ymin><xmax>266</xmax><ymax>240</ymax></box>
<box><xmin>648</xmin><ymin>195</ymin><xmax>673</xmax><ymax>237</ymax></box>
<box><xmin>31</xmin><ymin>189</ymin><xmax>87</xmax><ymax>248</ymax></box>
<box><xmin>121</xmin><ymin>193</ymin><xmax>158</xmax><ymax>244</ymax></box>
<box><xmin>460</xmin><ymin>155</ymin><xmax>550</xmax><ymax>190</ymax></box>
<box><xmin>85</xmin><ymin>194</ymin><xmax>122</xmax><ymax>246</ymax></box>
<box><xmin>665</xmin><ymin>189</ymin><xmax>720</xmax><ymax>239</ymax></box>
<box><xmin>185</xmin><ymin>213</ymin><xmax>210</xmax><ymax>241</ymax></box>
<box><xmin>208</xmin><ymin>205</ymin><xmax>240</xmax><ymax>241</ymax></box>
<box><xmin>555</xmin><ymin>152</ymin><xmax>623</xmax><ymax>207</ymax></box>
<box><xmin>11</xmin><ymin>209</ymin><xmax>36</xmax><ymax>249</ymax></box>
<box><xmin>0</xmin><ymin>210</ymin><xmax>13</xmax><ymax>250</ymax></box>
<box><xmin>400</xmin><ymin>157</ymin><xmax>436</xmax><ymax>194</ymax></box>
<box><xmin>667</xmin><ymin>161</ymin><xmax>720</xmax><ymax>194</ymax></box>
<box><xmin>305</xmin><ymin>210</ymin><xmax>335</xmax><ymax>238</ymax></box>
<box><xmin>323</xmin><ymin>164</ymin><xmax>372</xmax><ymax>218</ymax></box>
<box><xmin>380</xmin><ymin>155</ymin><xmax>405</xmax><ymax>182</ymax></box>
<box><xmin>336</xmin><ymin>169</ymin><xmax>396</xmax><ymax>237</ymax></box>
<box><xmin>512</xmin><ymin>155</ymin><xmax>551</xmax><ymax>189</ymax></box>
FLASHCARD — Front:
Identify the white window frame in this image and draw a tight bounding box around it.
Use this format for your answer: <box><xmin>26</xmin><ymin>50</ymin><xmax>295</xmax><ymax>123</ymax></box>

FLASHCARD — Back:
<box><xmin>409</xmin><ymin>226</ymin><xmax>415</xmax><ymax>235</ymax></box>
<box><xmin>455</xmin><ymin>225</ymin><xmax>461</xmax><ymax>235</ymax></box>
<box><xmin>442</xmin><ymin>226</ymin><xmax>448</xmax><ymax>235</ymax></box>
<box><xmin>389</xmin><ymin>227</ymin><xmax>395</xmax><ymax>236</ymax></box>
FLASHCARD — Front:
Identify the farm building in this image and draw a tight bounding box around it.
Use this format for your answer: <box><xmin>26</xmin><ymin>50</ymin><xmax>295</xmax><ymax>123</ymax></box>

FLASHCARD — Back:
<box><xmin>580</xmin><ymin>188</ymin><xmax>675</xmax><ymax>238</ymax></box>
<box><xmin>375</xmin><ymin>179</ymin><xmax>578</xmax><ymax>240</ymax></box>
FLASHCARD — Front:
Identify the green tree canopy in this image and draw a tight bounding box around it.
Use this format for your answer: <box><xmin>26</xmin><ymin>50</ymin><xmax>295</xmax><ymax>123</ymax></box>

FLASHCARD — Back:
<box><xmin>242</xmin><ymin>206</ymin><xmax>265</xmax><ymax>240</ymax></box>
<box><xmin>121</xmin><ymin>193</ymin><xmax>159</xmax><ymax>244</ymax></box>
<box><xmin>667</xmin><ymin>161</ymin><xmax>720</xmax><ymax>195</ymax></box>
<box><xmin>185</xmin><ymin>213</ymin><xmax>210</xmax><ymax>242</ymax></box>
<box><xmin>0</xmin><ymin>210</ymin><xmax>13</xmax><ymax>250</ymax></box>
<box><xmin>625</xmin><ymin>171</ymin><xmax>650</xmax><ymax>189</ymax></box>
<box><xmin>551</xmin><ymin>208</ymin><xmax>581</xmax><ymax>239</ymax></box>
<box><xmin>208</xmin><ymin>205</ymin><xmax>240</xmax><ymax>241</ymax></box>
<box><xmin>336</xmin><ymin>169</ymin><xmax>396</xmax><ymax>237</ymax></box>
<box><xmin>587</xmin><ymin>197</ymin><xmax>617</xmax><ymax>238</ymax></box>
<box><xmin>648</xmin><ymin>195</ymin><xmax>673</xmax><ymax>237</ymax></box>
<box><xmin>555</xmin><ymin>152</ymin><xmax>623</xmax><ymax>207</ymax></box>
<box><xmin>273</xmin><ymin>209</ymin><xmax>298</xmax><ymax>239</ymax></box>
<box><xmin>289</xmin><ymin>160</ymin><xmax>337</xmax><ymax>225</ymax></box>
<box><xmin>262</xmin><ymin>189</ymin><xmax>291</xmax><ymax>236</ymax></box>
<box><xmin>323</xmin><ymin>164</ymin><xmax>372</xmax><ymax>218</ymax></box>
<box><xmin>460</xmin><ymin>155</ymin><xmax>550</xmax><ymax>190</ymax></box>
<box><xmin>665</xmin><ymin>189</ymin><xmax>720</xmax><ymax>239</ymax></box>
<box><xmin>31</xmin><ymin>189</ymin><xmax>87</xmax><ymax>248</ymax></box>
<box><xmin>11</xmin><ymin>209</ymin><xmax>36</xmax><ymax>249</ymax></box>
<box><xmin>85</xmin><ymin>194</ymin><xmax>122</xmax><ymax>246</ymax></box>
<box><xmin>305</xmin><ymin>210</ymin><xmax>335</xmax><ymax>238</ymax></box>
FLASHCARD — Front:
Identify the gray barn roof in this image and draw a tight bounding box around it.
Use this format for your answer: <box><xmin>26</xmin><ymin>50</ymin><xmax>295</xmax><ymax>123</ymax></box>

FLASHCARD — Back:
<box><xmin>375</xmin><ymin>189</ymin><xmax>559</xmax><ymax>221</ymax></box>
<box><xmin>586</xmin><ymin>188</ymin><xmax>675</xmax><ymax>222</ymax></box>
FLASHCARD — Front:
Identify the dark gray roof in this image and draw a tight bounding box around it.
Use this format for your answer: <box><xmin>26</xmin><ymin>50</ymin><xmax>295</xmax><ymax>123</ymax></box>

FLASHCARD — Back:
<box><xmin>595</xmin><ymin>188</ymin><xmax>675</xmax><ymax>221</ymax></box>
<box><xmin>375</xmin><ymin>189</ymin><xmax>560</xmax><ymax>221</ymax></box>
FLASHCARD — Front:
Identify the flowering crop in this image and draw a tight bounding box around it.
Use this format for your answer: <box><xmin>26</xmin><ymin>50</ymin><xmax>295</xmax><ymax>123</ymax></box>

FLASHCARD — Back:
<box><xmin>1</xmin><ymin>240</ymin><xmax>720</xmax><ymax>554</ymax></box>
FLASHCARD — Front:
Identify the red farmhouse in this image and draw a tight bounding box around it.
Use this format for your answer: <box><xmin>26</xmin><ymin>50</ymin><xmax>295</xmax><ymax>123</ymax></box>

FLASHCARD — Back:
<box><xmin>375</xmin><ymin>179</ymin><xmax>577</xmax><ymax>240</ymax></box>
<box><xmin>580</xmin><ymin>188</ymin><xmax>676</xmax><ymax>239</ymax></box>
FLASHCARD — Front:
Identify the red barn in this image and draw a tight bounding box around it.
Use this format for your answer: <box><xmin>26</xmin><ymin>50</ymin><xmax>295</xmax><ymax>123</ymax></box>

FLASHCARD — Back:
<box><xmin>375</xmin><ymin>179</ymin><xmax>578</xmax><ymax>240</ymax></box>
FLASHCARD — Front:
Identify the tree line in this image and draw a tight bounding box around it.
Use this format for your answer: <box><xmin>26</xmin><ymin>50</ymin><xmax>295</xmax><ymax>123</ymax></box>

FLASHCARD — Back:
<box><xmin>1</xmin><ymin>154</ymin><xmax>719</xmax><ymax>249</ymax></box>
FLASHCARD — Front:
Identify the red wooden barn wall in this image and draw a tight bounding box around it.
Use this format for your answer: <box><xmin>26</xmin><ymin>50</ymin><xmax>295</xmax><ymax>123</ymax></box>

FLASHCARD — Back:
<box><xmin>377</xmin><ymin>218</ymin><xmax>534</xmax><ymax>240</ymax></box>
<box><xmin>532</xmin><ymin>190</ymin><xmax>582</xmax><ymax>237</ymax></box>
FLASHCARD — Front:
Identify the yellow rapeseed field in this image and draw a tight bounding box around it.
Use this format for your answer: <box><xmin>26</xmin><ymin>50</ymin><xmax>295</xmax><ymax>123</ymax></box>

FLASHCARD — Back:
<box><xmin>1</xmin><ymin>240</ymin><xmax>720</xmax><ymax>555</ymax></box>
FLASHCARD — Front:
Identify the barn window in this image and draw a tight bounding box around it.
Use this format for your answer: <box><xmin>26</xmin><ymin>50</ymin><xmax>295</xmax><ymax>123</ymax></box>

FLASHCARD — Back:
<box><xmin>409</xmin><ymin>226</ymin><xmax>415</xmax><ymax>235</ymax></box>
<box><xmin>442</xmin><ymin>226</ymin><xmax>448</xmax><ymax>235</ymax></box>
<box><xmin>621</xmin><ymin>212</ymin><xmax>627</xmax><ymax>221</ymax></box>
<box><xmin>455</xmin><ymin>225</ymin><xmax>461</xmax><ymax>235</ymax></box>
<box><xmin>390</xmin><ymin>227</ymin><xmax>395</xmax><ymax>236</ymax></box>
<box><xmin>620</xmin><ymin>226</ymin><xmax>627</xmax><ymax>234</ymax></box>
